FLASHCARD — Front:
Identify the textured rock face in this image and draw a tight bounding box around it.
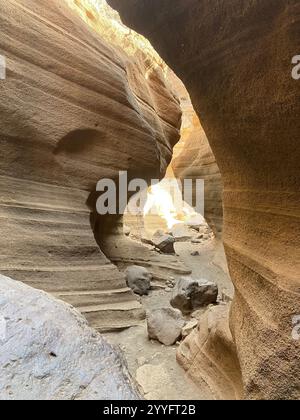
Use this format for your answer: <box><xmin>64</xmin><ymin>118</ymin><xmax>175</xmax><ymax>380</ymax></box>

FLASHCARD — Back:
<box><xmin>0</xmin><ymin>0</ymin><xmax>181</xmax><ymax>331</ymax></box>
<box><xmin>109</xmin><ymin>0</ymin><xmax>300</xmax><ymax>399</ymax></box>
<box><xmin>170</xmin><ymin>277</ymin><xmax>218</xmax><ymax>315</ymax></box>
<box><xmin>177</xmin><ymin>305</ymin><xmax>244</xmax><ymax>400</ymax></box>
<box><xmin>0</xmin><ymin>275</ymin><xmax>139</xmax><ymax>400</ymax></box>
<box><xmin>172</xmin><ymin>117</ymin><xmax>223</xmax><ymax>236</ymax></box>
<box><xmin>168</xmin><ymin>72</ymin><xmax>223</xmax><ymax>236</ymax></box>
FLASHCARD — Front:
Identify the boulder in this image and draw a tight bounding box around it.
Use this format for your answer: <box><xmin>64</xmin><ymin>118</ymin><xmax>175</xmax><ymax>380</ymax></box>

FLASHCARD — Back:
<box><xmin>152</xmin><ymin>233</ymin><xmax>175</xmax><ymax>254</ymax></box>
<box><xmin>125</xmin><ymin>266</ymin><xmax>152</xmax><ymax>296</ymax></box>
<box><xmin>0</xmin><ymin>275</ymin><xmax>139</xmax><ymax>400</ymax></box>
<box><xmin>146</xmin><ymin>308</ymin><xmax>185</xmax><ymax>346</ymax></box>
<box><xmin>171</xmin><ymin>277</ymin><xmax>218</xmax><ymax>314</ymax></box>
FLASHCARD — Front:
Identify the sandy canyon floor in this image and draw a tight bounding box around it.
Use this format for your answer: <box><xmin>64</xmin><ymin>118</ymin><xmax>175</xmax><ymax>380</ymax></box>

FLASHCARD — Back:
<box><xmin>104</xmin><ymin>235</ymin><xmax>233</xmax><ymax>400</ymax></box>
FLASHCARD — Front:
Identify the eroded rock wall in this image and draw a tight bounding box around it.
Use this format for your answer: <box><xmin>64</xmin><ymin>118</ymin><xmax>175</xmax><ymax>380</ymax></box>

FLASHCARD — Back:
<box><xmin>168</xmin><ymin>71</ymin><xmax>223</xmax><ymax>235</ymax></box>
<box><xmin>0</xmin><ymin>0</ymin><xmax>181</xmax><ymax>331</ymax></box>
<box><xmin>109</xmin><ymin>0</ymin><xmax>300</xmax><ymax>399</ymax></box>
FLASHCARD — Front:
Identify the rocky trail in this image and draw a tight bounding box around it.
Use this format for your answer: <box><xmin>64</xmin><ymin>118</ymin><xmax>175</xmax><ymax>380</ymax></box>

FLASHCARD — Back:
<box><xmin>104</xmin><ymin>224</ymin><xmax>233</xmax><ymax>400</ymax></box>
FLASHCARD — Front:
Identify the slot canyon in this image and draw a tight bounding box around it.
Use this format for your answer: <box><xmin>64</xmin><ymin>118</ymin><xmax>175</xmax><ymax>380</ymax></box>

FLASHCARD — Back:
<box><xmin>0</xmin><ymin>0</ymin><xmax>299</xmax><ymax>401</ymax></box>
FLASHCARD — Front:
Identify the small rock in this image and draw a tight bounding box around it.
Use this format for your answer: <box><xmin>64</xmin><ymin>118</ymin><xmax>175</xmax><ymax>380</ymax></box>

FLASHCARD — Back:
<box><xmin>137</xmin><ymin>356</ymin><xmax>148</xmax><ymax>367</ymax></box>
<box><xmin>166</xmin><ymin>280</ymin><xmax>175</xmax><ymax>288</ymax></box>
<box><xmin>191</xmin><ymin>251</ymin><xmax>200</xmax><ymax>257</ymax></box>
<box><xmin>147</xmin><ymin>308</ymin><xmax>185</xmax><ymax>346</ymax></box>
<box><xmin>170</xmin><ymin>277</ymin><xmax>218</xmax><ymax>314</ymax></box>
<box><xmin>182</xmin><ymin>319</ymin><xmax>199</xmax><ymax>338</ymax></box>
<box><xmin>165</xmin><ymin>287</ymin><xmax>172</xmax><ymax>292</ymax></box>
<box><xmin>152</xmin><ymin>232</ymin><xmax>175</xmax><ymax>254</ymax></box>
<box><xmin>125</xmin><ymin>265</ymin><xmax>152</xmax><ymax>296</ymax></box>
<box><xmin>123</xmin><ymin>225</ymin><xmax>131</xmax><ymax>236</ymax></box>
<box><xmin>191</xmin><ymin>239</ymin><xmax>202</xmax><ymax>244</ymax></box>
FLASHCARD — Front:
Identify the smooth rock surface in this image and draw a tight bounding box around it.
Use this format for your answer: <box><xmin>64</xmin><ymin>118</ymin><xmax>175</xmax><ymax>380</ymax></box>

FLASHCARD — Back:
<box><xmin>0</xmin><ymin>0</ymin><xmax>181</xmax><ymax>332</ymax></box>
<box><xmin>147</xmin><ymin>308</ymin><xmax>185</xmax><ymax>346</ymax></box>
<box><xmin>125</xmin><ymin>265</ymin><xmax>152</xmax><ymax>296</ymax></box>
<box><xmin>0</xmin><ymin>275</ymin><xmax>139</xmax><ymax>400</ymax></box>
<box><xmin>109</xmin><ymin>0</ymin><xmax>300</xmax><ymax>399</ymax></box>
<box><xmin>171</xmin><ymin>277</ymin><xmax>218</xmax><ymax>314</ymax></box>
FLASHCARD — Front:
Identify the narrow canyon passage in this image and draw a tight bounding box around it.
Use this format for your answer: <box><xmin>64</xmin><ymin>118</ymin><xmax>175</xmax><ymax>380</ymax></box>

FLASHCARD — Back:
<box><xmin>109</xmin><ymin>0</ymin><xmax>300</xmax><ymax>400</ymax></box>
<box><xmin>101</xmin><ymin>82</ymin><xmax>237</xmax><ymax>399</ymax></box>
<box><xmin>0</xmin><ymin>0</ymin><xmax>299</xmax><ymax>402</ymax></box>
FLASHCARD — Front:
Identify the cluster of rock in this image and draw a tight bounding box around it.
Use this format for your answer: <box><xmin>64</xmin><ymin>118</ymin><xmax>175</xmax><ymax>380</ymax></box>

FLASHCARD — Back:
<box><xmin>140</xmin><ymin>223</ymin><xmax>214</xmax><ymax>255</ymax></box>
<box><xmin>125</xmin><ymin>259</ymin><xmax>219</xmax><ymax>347</ymax></box>
<box><xmin>148</xmin><ymin>277</ymin><xmax>219</xmax><ymax>347</ymax></box>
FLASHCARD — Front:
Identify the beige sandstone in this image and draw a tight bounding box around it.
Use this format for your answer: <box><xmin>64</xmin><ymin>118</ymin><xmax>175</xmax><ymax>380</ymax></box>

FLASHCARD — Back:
<box><xmin>109</xmin><ymin>0</ymin><xmax>300</xmax><ymax>400</ymax></box>
<box><xmin>0</xmin><ymin>0</ymin><xmax>181</xmax><ymax>332</ymax></box>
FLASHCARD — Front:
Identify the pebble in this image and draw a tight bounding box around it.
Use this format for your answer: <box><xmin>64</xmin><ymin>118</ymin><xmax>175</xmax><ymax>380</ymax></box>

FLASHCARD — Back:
<box><xmin>191</xmin><ymin>251</ymin><xmax>200</xmax><ymax>256</ymax></box>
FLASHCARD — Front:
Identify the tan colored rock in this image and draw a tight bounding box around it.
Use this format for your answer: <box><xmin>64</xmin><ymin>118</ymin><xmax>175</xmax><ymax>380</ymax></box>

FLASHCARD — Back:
<box><xmin>0</xmin><ymin>0</ymin><xmax>181</xmax><ymax>331</ymax></box>
<box><xmin>147</xmin><ymin>308</ymin><xmax>185</xmax><ymax>346</ymax></box>
<box><xmin>136</xmin><ymin>364</ymin><xmax>170</xmax><ymax>400</ymax></box>
<box><xmin>167</xmin><ymin>72</ymin><xmax>223</xmax><ymax>236</ymax></box>
<box><xmin>177</xmin><ymin>305</ymin><xmax>244</xmax><ymax>400</ymax></box>
<box><xmin>181</xmin><ymin>319</ymin><xmax>198</xmax><ymax>339</ymax></box>
<box><xmin>109</xmin><ymin>0</ymin><xmax>300</xmax><ymax>400</ymax></box>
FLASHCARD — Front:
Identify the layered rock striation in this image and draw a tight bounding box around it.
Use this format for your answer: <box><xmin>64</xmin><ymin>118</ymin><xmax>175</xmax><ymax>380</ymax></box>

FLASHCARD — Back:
<box><xmin>0</xmin><ymin>0</ymin><xmax>181</xmax><ymax>331</ymax></box>
<box><xmin>168</xmin><ymin>71</ymin><xmax>223</xmax><ymax>236</ymax></box>
<box><xmin>109</xmin><ymin>0</ymin><xmax>300</xmax><ymax>399</ymax></box>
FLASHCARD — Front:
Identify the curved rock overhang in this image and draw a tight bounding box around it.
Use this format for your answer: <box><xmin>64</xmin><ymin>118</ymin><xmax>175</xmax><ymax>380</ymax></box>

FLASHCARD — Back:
<box><xmin>108</xmin><ymin>0</ymin><xmax>300</xmax><ymax>400</ymax></box>
<box><xmin>0</xmin><ymin>0</ymin><xmax>181</xmax><ymax>332</ymax></box>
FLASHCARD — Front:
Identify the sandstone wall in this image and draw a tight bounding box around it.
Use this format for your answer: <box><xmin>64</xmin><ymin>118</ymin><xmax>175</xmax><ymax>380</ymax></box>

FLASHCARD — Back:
<box><xmin>173</xmin><ymin>118</ymin><xmax>223</xmax><ymax>236</ymax></box>
<box><xmin>109</xmin><ymin>0</ymin><xmax>300</xmax><ymax>399</ymax></box>
<box><xmin>168</xmin><ymin>72</ymin><xmax>223</xmax><ymax>235</ymax></box>
<box><xmin>0</xmin><ymin>0</ymin><xmax>181</xmax><ymax>331</ymax></box>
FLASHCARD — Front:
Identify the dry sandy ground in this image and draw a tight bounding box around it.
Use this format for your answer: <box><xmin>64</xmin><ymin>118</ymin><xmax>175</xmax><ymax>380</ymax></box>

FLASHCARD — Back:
<box><xmin>104</xmin><ymin>237</ymin><xmax>233</xmax><ymax>400</ymax></box>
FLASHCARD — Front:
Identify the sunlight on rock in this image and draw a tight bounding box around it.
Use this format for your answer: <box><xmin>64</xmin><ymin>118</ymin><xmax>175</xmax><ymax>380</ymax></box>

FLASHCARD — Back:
<box><xmin>64</xmin><ymin>0</ymin><xmax>166</xmax><ymax>74</ymax></box>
